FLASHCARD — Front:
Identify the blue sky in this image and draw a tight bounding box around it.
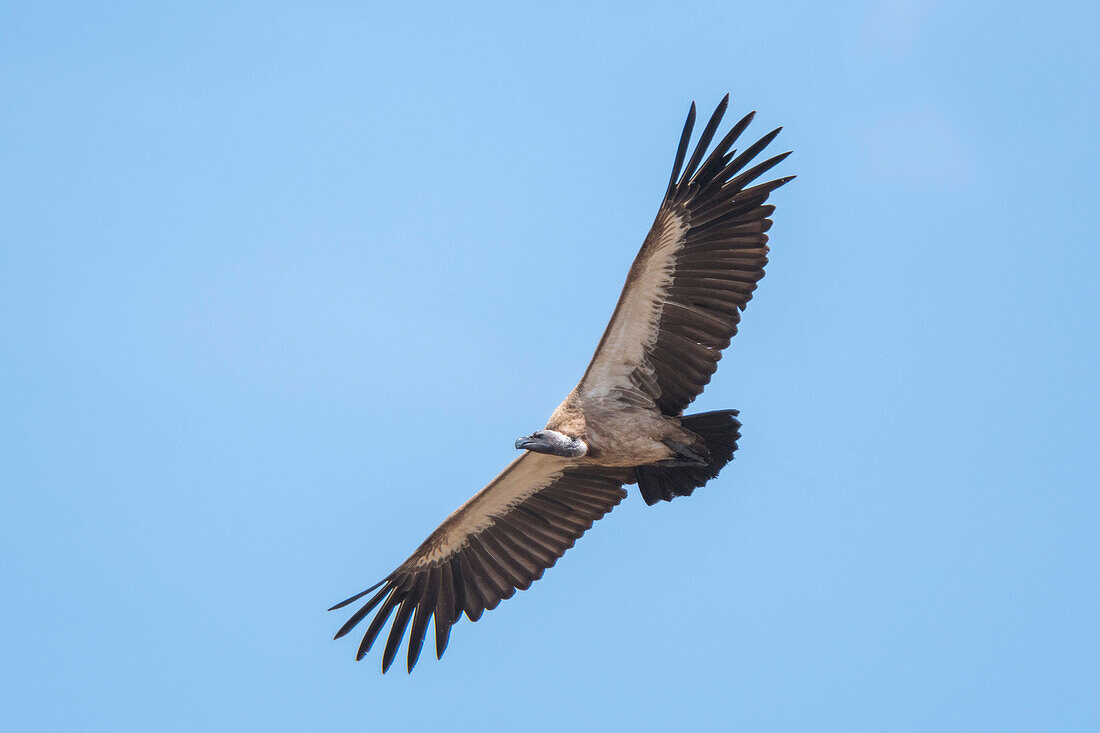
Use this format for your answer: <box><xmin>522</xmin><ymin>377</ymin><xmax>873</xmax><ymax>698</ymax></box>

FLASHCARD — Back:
<box><xmin>2</xmin><ymin>1</ymin><xmax>1098</xmax><ymax>730</ymax></box>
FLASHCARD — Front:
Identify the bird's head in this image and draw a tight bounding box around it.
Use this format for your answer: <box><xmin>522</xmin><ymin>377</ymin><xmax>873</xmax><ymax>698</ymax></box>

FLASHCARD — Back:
<box><xmin>514</xmin><ymin>429</ymin><xmax>588</xmax><ymax>458</ymax></box>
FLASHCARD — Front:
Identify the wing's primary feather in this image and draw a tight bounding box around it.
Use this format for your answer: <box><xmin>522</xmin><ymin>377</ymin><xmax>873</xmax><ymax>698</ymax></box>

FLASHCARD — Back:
<box><xmin>581</xmin><ymin>94</ymin><xmax>793</xmax><ymax>415</ymax></box>
<box><xmin>332</xmin><ymin>452</ymin><xmax>631</xmax><ymax>672</ymax></box>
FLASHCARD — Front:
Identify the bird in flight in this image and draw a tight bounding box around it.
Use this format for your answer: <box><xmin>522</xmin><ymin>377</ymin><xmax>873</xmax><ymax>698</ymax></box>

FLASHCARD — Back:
<box><xmin>331</xmin><ymin>94</ymin><xmax>793</xmax><ymax>673</ymax></box>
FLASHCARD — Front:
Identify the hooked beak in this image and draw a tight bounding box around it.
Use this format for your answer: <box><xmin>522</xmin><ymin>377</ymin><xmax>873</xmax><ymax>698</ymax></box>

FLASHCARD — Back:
<box><xmin>515</xmin><ymin>434</ymin><xmax>545</xmax><ymax>451</ymax></box>
<box><xmin>514</xmin><ymin>430</ymin><xmax>588</xmax><ymax>458</ymax></box>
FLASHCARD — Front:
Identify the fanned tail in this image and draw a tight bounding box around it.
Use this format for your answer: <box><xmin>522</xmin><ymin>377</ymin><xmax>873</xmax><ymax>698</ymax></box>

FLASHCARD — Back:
<box><xmin>635</xmin><ymin>410</ymin><xmax>740</xmax><ymax>505</ymax></box>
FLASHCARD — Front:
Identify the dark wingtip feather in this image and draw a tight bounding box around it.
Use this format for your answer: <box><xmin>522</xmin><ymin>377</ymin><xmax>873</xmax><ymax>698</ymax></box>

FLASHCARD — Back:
<box><xmin>762</xmin><ymin>126</ymin><xmax>785</xmax><ymax>147</ymax></box>
<box><xmin>726</xmin><ymin>112</ymin><xmax>757</xmax><ymax>151</ymax></box>
<box><xmin>356</xmin><ymin>593</ymin><xmax>400</xmax><ymax>661</ymax></box>
<box><xmin>433</xmin><ymin>561</ymin><xmax>456</xmax><ymax>660</ymax></box>
<box><xmin>761</xmin><ymin>174</ymin><xmax>797</xmax><ymax>192</ymax></box>
<box><xmin>327</xmin><ymin>577</ymin><xmax>388</xmax><ymax>612</ymax></box>
<box><xmin>727</xmin><ymin>151</ymin><xmax>794</xmax><ymax>191</ymax></box>
<box><xmin>693</xmin><ymin>106</ymin><xmax>754</xmax><ymax>184</ymax></box>
<box><xmin>405</xmin><ymin>567</ymin><xmax>440</xmax><ymax>672</ymax></box>
<box><xmin>434</xmin><ymin>613</ymin><xmax>453</xmax><ymax>660</ymax></box>
<box><xmin>722</xmin><ymin>127</ymin><xmax>784</xmax><ymax>179</ymax></box>
<box><xmin>381</xmin><ymin>590</ymin><xmax>419</xmax><ymax>674</ymax></box>
<box><xmin>665</xmin><ymin>102</ymin><xmax>697</xmax><ymax>199</ymax></box>
<box><xmin>681</xmin><ymin>95</ymin><xmax>729</xmax><ymax>183</ymax></box>
<box><xmin>333</xmin><ymin>584</ymin><xmax>392</xmax><ymax>640</ymax></box>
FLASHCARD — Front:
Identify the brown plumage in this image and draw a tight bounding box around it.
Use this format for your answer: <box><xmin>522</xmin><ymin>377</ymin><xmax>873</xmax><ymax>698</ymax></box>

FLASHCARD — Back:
<box><xmin>331</xmin><ymin>95</ymin><xmax>793</xmax><ymax>672</ymax></box>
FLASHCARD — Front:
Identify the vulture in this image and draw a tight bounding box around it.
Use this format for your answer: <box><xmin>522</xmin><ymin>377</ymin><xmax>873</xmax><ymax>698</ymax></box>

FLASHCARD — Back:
<box><xmin>331</xmin><ymin>95</ymin><xmax>793</xmax><ymax>672</ymax></box>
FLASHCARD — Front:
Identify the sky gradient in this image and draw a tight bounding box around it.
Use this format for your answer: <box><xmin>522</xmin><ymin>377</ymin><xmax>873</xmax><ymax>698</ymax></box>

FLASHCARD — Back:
<box><xmin>2</xmin><ymin>2</ymin><xmax>1098</xmax><ymax>730</ymax></box>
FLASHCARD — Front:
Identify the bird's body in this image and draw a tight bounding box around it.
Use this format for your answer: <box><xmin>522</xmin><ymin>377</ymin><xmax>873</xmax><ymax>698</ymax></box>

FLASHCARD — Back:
<box><xmin>542</xmin><ymin>389</ymin><xmax>694</xmax><ymax>466</ymax></box>
<box><xmin>332</xmin><ymin>95</ymin><xmax>792</xmax><ymax>672</ymax></box>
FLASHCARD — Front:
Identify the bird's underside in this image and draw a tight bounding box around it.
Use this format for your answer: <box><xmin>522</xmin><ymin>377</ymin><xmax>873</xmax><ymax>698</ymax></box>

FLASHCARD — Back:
<box><xmin>331</xmin><ymin>94</ymin><xmax>793</xmax><ymax>672</ymax></box>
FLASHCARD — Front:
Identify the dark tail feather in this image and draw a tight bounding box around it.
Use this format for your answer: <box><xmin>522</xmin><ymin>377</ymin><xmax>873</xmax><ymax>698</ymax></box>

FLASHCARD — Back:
<box><xmin>635</xmin><ymin>410</ymin><xmax>741</xmax><ymax>506</ymax></box>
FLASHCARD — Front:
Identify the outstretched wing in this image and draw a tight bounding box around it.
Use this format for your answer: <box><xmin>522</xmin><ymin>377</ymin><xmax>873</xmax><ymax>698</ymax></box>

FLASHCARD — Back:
<box><xmin>580</xmin><ymin>95</ymin><xmax>793</xmax><ymax>415</ymax></box>
<box><xmin>330</xmin><ymin>452</ymin><xmax>632</xmax><ymax>672</ymax></box>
